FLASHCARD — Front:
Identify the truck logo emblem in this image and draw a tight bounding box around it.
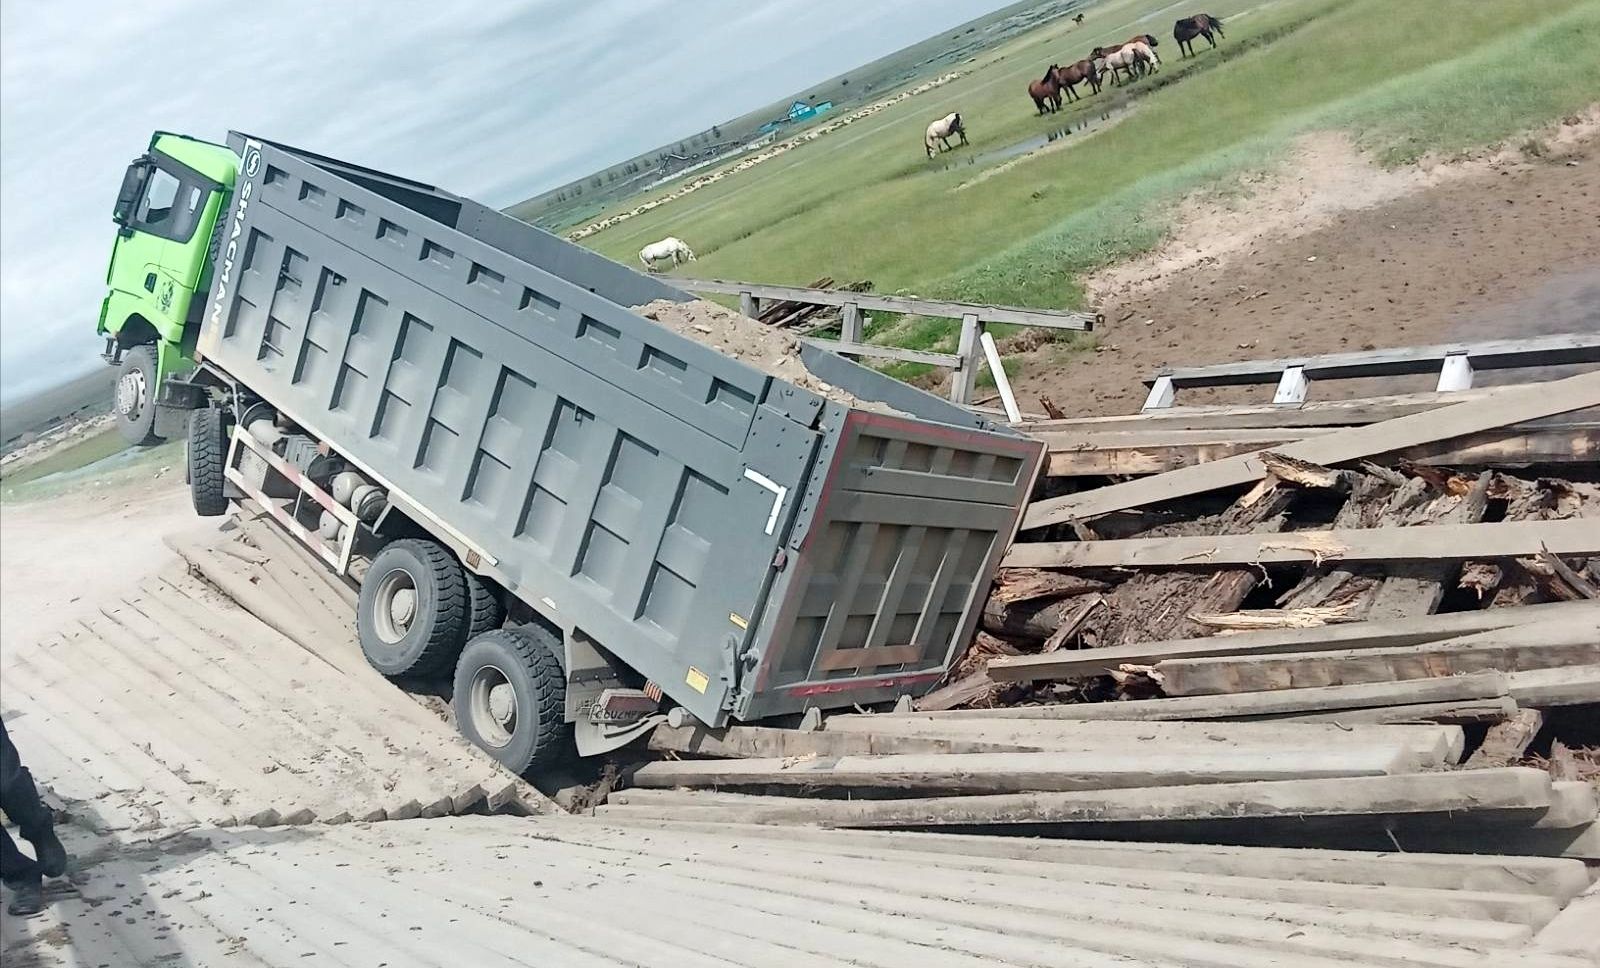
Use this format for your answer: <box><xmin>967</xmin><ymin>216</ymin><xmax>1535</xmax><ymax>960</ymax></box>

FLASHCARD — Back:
<box><xmin>209</xmin><ymin>141</ymin><xmax>262</xmax><ymax>329</ymax></box>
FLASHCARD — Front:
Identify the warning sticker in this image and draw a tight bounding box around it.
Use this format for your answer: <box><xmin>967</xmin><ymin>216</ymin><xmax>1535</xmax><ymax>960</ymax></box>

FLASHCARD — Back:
<box><xmin>728</xmin><ymin>612</ymin><xmax>749</xmax><ymax>630</ymax></box>
<box><xmin>685</xmin><ymin>667</ymin><xmax>710</xmax><ymax>694</ymax></box>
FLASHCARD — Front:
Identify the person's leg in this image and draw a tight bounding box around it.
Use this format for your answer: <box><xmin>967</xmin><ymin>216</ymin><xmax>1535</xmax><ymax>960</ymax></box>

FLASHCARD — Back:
<box><xmin>0</xmin><ymin>720</ymin><xmax>65</xmax><ymax>879</ymax></box>
<box><xmin>1</xmin><ymin>825</ymin><xmax>44</xmax><ymax>917</ymax></box>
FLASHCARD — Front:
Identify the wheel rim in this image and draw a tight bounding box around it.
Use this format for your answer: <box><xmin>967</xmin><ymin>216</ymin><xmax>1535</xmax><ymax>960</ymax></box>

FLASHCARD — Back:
<box><xmin>372</xmin><ymin>569</ymin><xmax>418</xmax><ymax>645</ymax></box>
<box><xmin>116</xmin><ymin>369</ymin><xmax>146</xmax><ymax>419</ymax></box>
<box><xmin>469</xmin><ymin>664</ymin><xmax>518</xmax><ymax>749</ymax></box>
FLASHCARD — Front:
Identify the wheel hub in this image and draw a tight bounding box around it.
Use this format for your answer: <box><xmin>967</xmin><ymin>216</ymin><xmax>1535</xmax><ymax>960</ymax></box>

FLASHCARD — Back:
<box><xmin>469</xmin><ymin>665</ymin><xmax>518</xmax><ymax>748</ymax></box>
<box><xmin>116</xmin><ymin>370</ymin><xmax>146</xmax><ymax>418</ymax></box>
<box><xmin>372</xmin><ymin>571</ymin><xmax>418</xmax><ymax>645</ymax></box>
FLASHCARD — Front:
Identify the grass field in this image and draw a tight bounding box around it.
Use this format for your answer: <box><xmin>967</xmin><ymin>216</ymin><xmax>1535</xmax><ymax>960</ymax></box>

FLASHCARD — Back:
<box><xmin>0</xmin><ymin>433</ymin><xmax>180</xmax><ymax>503</ymax></box>
<box><xmin>579</xmin><ymin>0</ymin><xmax>1600</xmax><ymax>363</ymax></box>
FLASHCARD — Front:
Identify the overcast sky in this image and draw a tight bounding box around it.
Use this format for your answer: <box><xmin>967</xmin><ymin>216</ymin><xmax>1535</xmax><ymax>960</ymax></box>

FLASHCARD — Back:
<box><xmin>0</xmin><ymin>0</ymin><xmax>1003</xmax><ymax>405</ymax></box>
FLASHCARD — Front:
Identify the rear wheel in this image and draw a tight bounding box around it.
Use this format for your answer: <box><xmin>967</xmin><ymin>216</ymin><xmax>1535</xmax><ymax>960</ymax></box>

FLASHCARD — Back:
<box><xmin>464</xmin><ymin>571</ymin><xmax>505</xmax><ymax>639</ymax></box>
<box><xmin>114</xmin><ymin>345</ymin><xmax>161</xmax><ymax>446</ymax></box>
<box><xmin>357</xmin><ymin>538</ymin><xmax>468</xmax><ymax>677</ymax></box>
<box><xmin>453</xmin><ymin>626</ymin><xmax>569</xmax><ymax>775</ymax></box>
<box><xmin>187</xmin><ymin>407</ymin><xmax>229</xmax><ymax>517</ymax></box>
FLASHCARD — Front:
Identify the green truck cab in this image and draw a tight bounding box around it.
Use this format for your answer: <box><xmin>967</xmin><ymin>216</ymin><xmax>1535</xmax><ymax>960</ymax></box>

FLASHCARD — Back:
<box><xmin>99</xmin><ymin>132</ymin><xmax>238</xmax><ymax>444</ymax></box>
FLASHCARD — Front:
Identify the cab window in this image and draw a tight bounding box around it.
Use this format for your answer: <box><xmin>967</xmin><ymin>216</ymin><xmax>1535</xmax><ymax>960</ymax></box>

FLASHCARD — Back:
<box><xmin>130</xmin><ymin>164</ymin><xmax>208</xmax><ymax>243</ymax></box>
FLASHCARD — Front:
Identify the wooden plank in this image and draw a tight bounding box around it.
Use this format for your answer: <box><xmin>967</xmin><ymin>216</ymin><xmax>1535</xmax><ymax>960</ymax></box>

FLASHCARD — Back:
<box><xmin>1148</xmin><ymin>332</ymin><xmax>1600</xmax><ymax>388</ymax></box>
<box><xmin>1042</xmin><ymin>426</ymin><xmax>1600</xmax><ymax>477</ymax></box>
<box><xmin>646</xmin><ymin>725</ymin><xmax>1037</xmax><ymax>758</ymax></box>
<box><xmin>985</xmin><ymin>601</ymin><xmax>1589</xmax><ymax>683</ymax></box>
<box><xmin>1258</xmin><ymin>697</ymin><xmax>1519</xmax><ymax>725</ymax></box>
<box><xmin>801</xmin><ymin>337</ymin><xmax>961</xmax><ymax>368</ymax></box>
<box><xmin>1505</xmin><ymin>664</ymin><xmax>1600</xmax><ymax>707</ymax></box>
<box><xmin>1155</xmin><ymin>615</ymin><xmax>1600</xmax><ymax>697</ymax></box>
<box><xmin>628</xmin><ymin>747</ymin><xmax>1420</xmax><ymax>795</ymax></box>
<box><xmin>820</xmin><ymin>717</ymin><xmax>1464</xmax><ymax>766</ymax></box>
<box><xmin>908</xmin><ymin>673</ymin><xmax>1511</xmax><ymax>721</ymax></box>
<box><xmin>615</xmin><ymin>768</ymin><xmax>1555</xmax><ymax>829</ymax></box>
<box><xmin>1016</xmin><ymin>390</ymin><xmax>1494</xmax><ymax>434</ymax></box>
<box><xmin>1004</xmin><ymin>518</ymin><xmax>1600</xmax><ymax>570</ymax></box>
<box><xmin>1366</xmin><ymin>472</ymin><xmax>1491</xmax><ymax>621</ymax></box>
<box><xmin>1464</xmin><ymin>709</ymin><xmax>1545</xmax><ymax>769</ymax></box>
<box><xmin>677</xmin><ymin>277</ymin><xmax>1099</xmax><ymax>331</ymax></box>
<box><xmin>1021</xmin><ymin>371</ymin><xmax>1600</xmax><ymax>528</ymax></box>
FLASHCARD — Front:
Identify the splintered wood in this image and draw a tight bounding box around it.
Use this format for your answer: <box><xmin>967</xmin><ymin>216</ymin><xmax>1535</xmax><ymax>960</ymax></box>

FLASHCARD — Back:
<box><xmin>969</xmin><ymin>373</ymin><xmax>1600</xmax><ymax>746</ymax></box>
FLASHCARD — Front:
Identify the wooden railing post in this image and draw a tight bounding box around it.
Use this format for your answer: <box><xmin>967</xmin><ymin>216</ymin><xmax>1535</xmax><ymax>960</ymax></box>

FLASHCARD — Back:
<box><xmin>840</xmin><ymin>302</ymin><xmax>862</xmax><ymax>344</ymax></box>
<box><xmin>951</xmin><ymin>313</ymin><xmax>982</xmax><ymax>405</ymax></box>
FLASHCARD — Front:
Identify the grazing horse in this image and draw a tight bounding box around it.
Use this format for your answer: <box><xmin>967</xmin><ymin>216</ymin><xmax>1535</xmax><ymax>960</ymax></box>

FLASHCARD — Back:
<box><xmin>924</xmin><ymin>112</ymin><xmax>968</xmax><ymax>157</ymax></box>
<box><xmin>1027</xmin><ymin>66</ymin><xmax>1063</xmax><ymax>114</ymax></box>
<box><xmin>1175</xmin><ymin>14</ymin><xmax>1225</xmax><ymax>56</ymax></box>
<box><xmin>639</xmin><ymin>237</ymin><xmax>695</xmax><ymax>271</ymax></box>
<box><xmin>1124</xmin><ymin>39</ymin><xmax>1161</xmax><ymax>75</ymax></box>
<box><xmin>1052</xmin><ymin>59</ymin><xmax>1100</xmax><ymax>100</ymax></box>
<box><xmin>1123</xmin><ymin>33</ymin><xmax>1160</xmax><ymax>48</ymax></box>
<box><xmin>1073</xmin><ymin>13</ymin><xmax>1085</xmax><ymax>25</ymax></box>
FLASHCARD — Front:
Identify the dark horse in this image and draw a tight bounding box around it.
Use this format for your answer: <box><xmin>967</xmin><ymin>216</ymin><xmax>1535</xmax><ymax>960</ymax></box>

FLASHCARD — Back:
<box><xmin>1123</xmin><ymin>33</ymin><xmax>1159</xmax><ymax>48</ymax></box>
<box><xmin>1174</xmin><ymin>14</ymin><xmax>1225</xmax><ymax>57</ymax></box>
<box><xmin>1028</xmin><ymin>65</ymin><xmax>1062</xmax><ymax>114</ymax></box>
<box><xmin>1053</xmin><ymin>59</ymin><xmax>1101</xmax><ymax>100</ymax></box>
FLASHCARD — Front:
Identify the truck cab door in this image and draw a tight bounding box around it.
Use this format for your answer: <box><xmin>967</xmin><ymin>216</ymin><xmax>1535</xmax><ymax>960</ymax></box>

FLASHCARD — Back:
<box><xmin>109</xmin><ymin>153</ymin><xmax>217</xmax><ymax>339</ymax></box>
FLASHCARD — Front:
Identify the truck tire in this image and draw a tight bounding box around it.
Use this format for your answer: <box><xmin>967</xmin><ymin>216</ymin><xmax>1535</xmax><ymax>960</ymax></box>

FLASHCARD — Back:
<box><xmin>357</xmin><ymin>538</ymin><xmax>468</xmax><ymax>678</ymax></box>
<box><xmin>453</xmin><ymin>626</ymin><xmax>570</xmax><ymax>775</ymax></box>
<box><xmin>114</xmin><ymin>345</ymin><xmax>162</xmax><ymax>446</ymax></box>
<box><xmin>464</xmin><ymin>571</ymin><xmax>505</xmax><ymax>639</ymax></box>
<box><xmin>187</xmin><ymin>407</ymin><xmax>229</xmax><ymax>517</ymax></box>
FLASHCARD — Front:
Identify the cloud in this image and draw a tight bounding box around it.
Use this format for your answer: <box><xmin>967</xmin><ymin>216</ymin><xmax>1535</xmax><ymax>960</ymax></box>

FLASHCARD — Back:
<box><xmin>0</xmin><ymin>0</ymin><xmax>1000</xmax><ymax>404</ymax></box>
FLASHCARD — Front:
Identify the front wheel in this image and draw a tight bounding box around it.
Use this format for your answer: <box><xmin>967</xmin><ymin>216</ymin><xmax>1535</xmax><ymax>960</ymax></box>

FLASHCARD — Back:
<box><xmin>114</xmin><ymin>345</ymin><xmax>162</xmax><ymax>446</ymax></box>
<box><xmin>187</xmin><ymin>407</ymin><xmax>230</xmax><ymax>517</ymax></box>
<box><xmin>453</xmin><ymin>626</ymin><xmax>570</xmax><ymax>775</ymax></box>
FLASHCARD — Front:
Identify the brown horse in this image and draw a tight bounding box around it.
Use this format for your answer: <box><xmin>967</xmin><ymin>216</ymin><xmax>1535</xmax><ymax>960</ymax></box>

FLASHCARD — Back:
<box><xmin>1052</xmin><ymin>59</ymin><xmax>1101</xmax><ymax>100</ymax></box>
<box><xmin>1028</xmin><ymin>65</ymin><xmax>1062</xmax><ymax>114</ymax></box>
<box><xmin>1175</xmin><ymin>13</ymin><xmax>1225</xmax><ymax>57</ymax></box>
<box><xmin>1123</xmin><ymin>33</ymin><xmax>1159</xmax><ymax>49</ymax></box>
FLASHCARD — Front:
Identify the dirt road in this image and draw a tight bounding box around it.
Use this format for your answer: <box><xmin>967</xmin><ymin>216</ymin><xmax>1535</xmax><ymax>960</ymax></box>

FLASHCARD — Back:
<box><xmin>1011</xmin><ymin>125</ymin><xmax>1600</xmax><ymax>415</ymax></box>
<box><xmin>0</xmin><ymin>473</ymin><xmax>193</xmax><ymax>645</ymax></box>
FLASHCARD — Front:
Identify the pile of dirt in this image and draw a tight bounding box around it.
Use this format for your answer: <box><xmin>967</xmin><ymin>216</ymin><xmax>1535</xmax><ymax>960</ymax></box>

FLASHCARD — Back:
<box><xmin>635</xmin><ymin>298</ymin><xmax>897</xmax><ymax>413</ymax></box>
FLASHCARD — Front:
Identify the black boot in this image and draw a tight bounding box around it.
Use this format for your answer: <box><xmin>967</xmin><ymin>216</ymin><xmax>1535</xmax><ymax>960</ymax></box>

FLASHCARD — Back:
<box><xmin>27</xmin><ymin>827</ymin><xmax>66</xmax><ymax>879</ymax></box>
<box><xmin>6</xmin><ymin>878</ymin><xmax>44</xmax><ymax>918</ymax></box>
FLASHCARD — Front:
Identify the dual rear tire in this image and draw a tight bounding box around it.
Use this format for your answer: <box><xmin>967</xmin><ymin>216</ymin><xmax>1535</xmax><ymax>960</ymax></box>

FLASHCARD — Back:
<box><xmin>356</xmin><ymin>538</ymin><xmax>567</xmax><ymax>773</ymax></box>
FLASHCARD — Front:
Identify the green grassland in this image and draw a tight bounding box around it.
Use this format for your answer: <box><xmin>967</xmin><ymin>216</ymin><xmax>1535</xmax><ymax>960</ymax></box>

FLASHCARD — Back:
<box><xmin>578</xmin><ymin>0</ymin><xmax>1600</xmax><ymax>364</ymax></box>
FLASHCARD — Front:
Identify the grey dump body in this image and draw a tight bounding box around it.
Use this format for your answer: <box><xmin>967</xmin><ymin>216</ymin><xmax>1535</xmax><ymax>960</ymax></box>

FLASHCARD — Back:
<box><xmin>198</xmin><ymin>133</ymin><xmax>1042</xmax><ymax>726</ymax></box>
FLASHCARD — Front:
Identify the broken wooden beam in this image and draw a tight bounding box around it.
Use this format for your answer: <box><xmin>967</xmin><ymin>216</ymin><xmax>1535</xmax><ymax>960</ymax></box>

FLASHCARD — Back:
<box><xmin>1463</xmin><ymin>709</ymin><xmax>1545</xmax><ymax>769</ymax></box>
<box><xmin>1154</xmin><ymin>614</ymin><xmax>1600</xmax><ymax>696</ymax></box>
<box><xmin>628</xmin><ymin>747</ymin><xmax>1420</xmax><ymax>795</ymax></box>
<box><xmin>1004</xmin><ymin>518</ymin><xmax>1600</xmax><ymax>570</ymax></box>
<box><xmin>984</xmin><ymin>601</ymin><xmax>1588</xmax><ymax>683</ymax></box>
<box><xmin>1021</xmin><ymin>370</ymin><xmax>1600</xmax><ymax>528</ymax></box>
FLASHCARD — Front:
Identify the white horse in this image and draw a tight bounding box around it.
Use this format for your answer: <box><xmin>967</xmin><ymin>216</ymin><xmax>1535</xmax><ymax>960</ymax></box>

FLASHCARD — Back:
<box><xmin>924</xmin><ymin>112</ymin><xmax>968</xmax><ymax>158</ymax></box>
<box><xmin>639</xmin><ymin>237</ymin><xmax>696</xmax><ymax>271</ymax></box>
<box><xmin>1100</xmin><ymin>42</ymin><xmax>1155</xmax><ymax>84</ymax></box>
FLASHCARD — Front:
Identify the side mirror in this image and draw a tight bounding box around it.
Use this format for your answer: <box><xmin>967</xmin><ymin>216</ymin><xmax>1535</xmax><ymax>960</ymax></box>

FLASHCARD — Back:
<box><xmin>113</xmin><ymin>156</ymin><xmax>152</xmax><ymax>227</ymax></box>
